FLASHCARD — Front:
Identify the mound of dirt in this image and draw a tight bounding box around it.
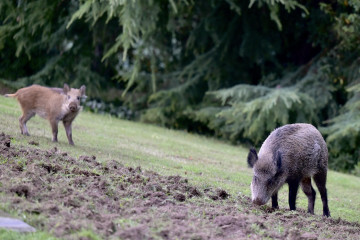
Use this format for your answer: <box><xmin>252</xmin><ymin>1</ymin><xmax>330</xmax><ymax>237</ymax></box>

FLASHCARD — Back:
<box><xmin>0</xmin><ymin>132</ymin><xmax>359</xmax><ymax>239</ymax></box>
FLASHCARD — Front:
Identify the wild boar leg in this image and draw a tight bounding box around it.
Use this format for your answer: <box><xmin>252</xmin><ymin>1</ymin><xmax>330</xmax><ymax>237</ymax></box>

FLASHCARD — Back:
<box><xmin>63</xmin><ymin>120</ymin><xmax>74</xmax><ymax>145</ymax></box>
<box><xmin>49</xmin><ymin>119</ymin><xmax>59</xmax><ymax>142</ymax></box>
<box><xmin>300</xmin><ymin>177</ymin><xmax>316</xmax><ymax>214</ymax></box>
<box><xmin>288</xmin><ymin>179</ymin><xmax>300</xmax><ymax>211</ymax></box>
<box><xmin>19</xmin><ymin>111</ymin><xmax>35</xmax><ymax>136</ymax></box>
<box><xmin>271</xmin><ymin>192</ymin><xmax>279</xmax><ymax>209</ymax></box>
<box><xmin>313</xmin><ymin>171</ymin><xmax>331</xmax><ymax>217</ymax></box>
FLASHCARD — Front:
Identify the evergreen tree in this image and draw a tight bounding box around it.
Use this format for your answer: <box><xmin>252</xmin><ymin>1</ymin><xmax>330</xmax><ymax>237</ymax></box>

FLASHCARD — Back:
<box><xmin>1</xmin><ymin>0</ymin><xmax>360</xmax><ymax>173</ymax></box>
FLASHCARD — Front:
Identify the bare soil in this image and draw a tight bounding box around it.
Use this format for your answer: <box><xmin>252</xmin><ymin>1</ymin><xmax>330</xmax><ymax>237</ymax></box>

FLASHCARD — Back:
<box><xmin>0</xmin><ymin>132</ymin><xmax>359</xmax><ymax>239</ymax></box>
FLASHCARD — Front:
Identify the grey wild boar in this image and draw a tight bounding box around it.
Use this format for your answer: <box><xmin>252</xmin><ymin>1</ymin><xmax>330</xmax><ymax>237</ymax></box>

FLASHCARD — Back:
<box><xmin>5</xmin><ymin>84</ymin><xmax>86</xmax><ymax>145</ymax></box>
<box><xmin>247</xmin><ymin>123</ymin><xmax>330</xmax><ymax>217</ymax></box>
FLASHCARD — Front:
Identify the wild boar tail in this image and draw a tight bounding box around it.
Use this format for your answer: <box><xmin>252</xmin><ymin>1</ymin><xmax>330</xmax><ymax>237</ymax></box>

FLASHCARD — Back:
<box><xmin>4</xmin><ymin>93</ymin><xmax>17</xmax><ymax>98</ymax></box>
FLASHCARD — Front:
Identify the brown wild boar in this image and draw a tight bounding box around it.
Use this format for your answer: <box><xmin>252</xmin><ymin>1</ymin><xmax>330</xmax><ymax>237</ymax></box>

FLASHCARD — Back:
<box><xmin>5</xmin><ymin>84</ymin><xmax>86</xmax><ymax>145</ymax></box>
<box><xmin>247</xmin><ymin>123</ymin><xmax>330</xmax><ymax>217</ymax></box>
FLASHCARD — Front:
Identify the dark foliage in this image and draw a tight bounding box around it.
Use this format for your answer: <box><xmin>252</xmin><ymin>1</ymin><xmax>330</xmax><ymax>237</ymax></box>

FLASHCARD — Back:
<box><xmin>1</xmin><ymin>0</ymin><xmax>359</xmax><ymax>174</ymax></box>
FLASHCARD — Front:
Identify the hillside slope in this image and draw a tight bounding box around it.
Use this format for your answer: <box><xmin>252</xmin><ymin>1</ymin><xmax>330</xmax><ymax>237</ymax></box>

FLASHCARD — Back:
<box><xmin>0</xmin><ymin>96</ymin><xmax>359</xmax><ymax>239</ymax></box>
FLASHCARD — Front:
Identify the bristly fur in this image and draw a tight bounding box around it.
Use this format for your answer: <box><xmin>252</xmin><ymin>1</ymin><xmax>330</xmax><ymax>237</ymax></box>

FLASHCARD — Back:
<box><xmin>248</xmin><ymin>123</ymin><xmax>330</xmax><ymax>217</ymax></box>
<box><xmin>6</xmin><ymin>84</ymin><xmax>86</xmax><ymax>145</ymax></box>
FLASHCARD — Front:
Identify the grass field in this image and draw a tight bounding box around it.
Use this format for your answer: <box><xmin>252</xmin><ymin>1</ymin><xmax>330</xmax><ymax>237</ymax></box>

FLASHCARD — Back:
<box><xmin>0</xmin><ymin>95</ymin><xmax>359</xmax><ymax>238</ymax></box>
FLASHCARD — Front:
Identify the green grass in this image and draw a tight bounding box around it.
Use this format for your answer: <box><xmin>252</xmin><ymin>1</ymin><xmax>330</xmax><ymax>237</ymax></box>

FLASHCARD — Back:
<box><xmin>0</xmin><ymin>227</ymin><xmax>98</xmax><ymax>240</ymax></box>
<box><xmin>0</xmin><ymin>95</ymin><xmax>359</xmax><ymax>224</ymax></box>
<box><xmin>0</xmin><ymin>229</ymin><xmax>58</xmax><ymax>240</ymax></box>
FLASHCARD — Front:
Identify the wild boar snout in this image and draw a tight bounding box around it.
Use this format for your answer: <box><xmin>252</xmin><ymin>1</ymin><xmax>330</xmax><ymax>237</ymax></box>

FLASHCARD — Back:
<box><xmin>251</xmin><ymin>181</ymin><xmax>271</xmax><ymax>206</ymax></box>
<box><xmin>69</xmin><ymin>102</ymin><xmax>78</xmax><ymax>112</ymax></box>
<box><xmin>252</xmin><ymin>198</ymin><xmax>266</xmax><ymax>206</ymax></box>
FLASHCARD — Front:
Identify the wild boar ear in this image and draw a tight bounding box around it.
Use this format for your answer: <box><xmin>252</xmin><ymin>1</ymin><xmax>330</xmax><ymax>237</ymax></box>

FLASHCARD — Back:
<box><xmin>247</xmin><ymin>147</ymin><xmax>258</xmax><ymax>168</ymax></box>
<box><xmin>63</xmin><ymin>83</ymin><xmax>70</xmax><ymax>94</ymax></box>
<box><xmin>80</xmin><ymin>85</ymin><xmax>86</xmax><ymax>96</ymax></box>
<box><xmin>275</xmin><ymin>151</ymin><xmax>282</xmax><ymax>170</ymax></box>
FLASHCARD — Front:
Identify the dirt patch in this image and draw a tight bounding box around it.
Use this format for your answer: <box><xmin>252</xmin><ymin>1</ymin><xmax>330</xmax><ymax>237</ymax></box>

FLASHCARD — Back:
<box><xmin>0</xmin><ymin>132</ymin><xmax>359</xmax><ymax>239</ymax></box>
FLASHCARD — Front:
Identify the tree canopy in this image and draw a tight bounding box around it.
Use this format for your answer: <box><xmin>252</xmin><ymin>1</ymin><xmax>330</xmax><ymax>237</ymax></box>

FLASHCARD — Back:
<box><xmin>1</xmin><ymin>0</ymin><xmax>360</xmax><ymax>174</ymax></box>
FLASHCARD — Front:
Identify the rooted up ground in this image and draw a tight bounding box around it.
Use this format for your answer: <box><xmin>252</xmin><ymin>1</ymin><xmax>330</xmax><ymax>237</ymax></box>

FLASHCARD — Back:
<box><xmin>0</xmin><ymin>132</ymin><xmax>359</xmax><ymax>239</ymax></box>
